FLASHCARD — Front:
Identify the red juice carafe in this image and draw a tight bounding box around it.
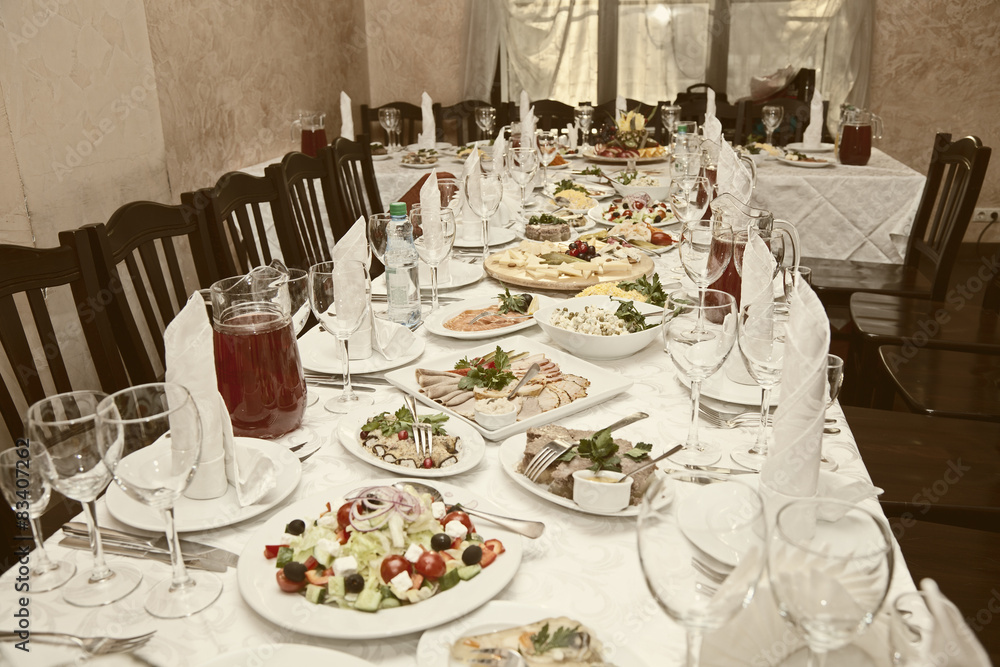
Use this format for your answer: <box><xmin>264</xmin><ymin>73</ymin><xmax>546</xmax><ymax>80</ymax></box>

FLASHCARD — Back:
<box><xmin>836</xmin><ymin>107</ymin><xmax>883</xmax><ymax>166</ymax></box>
<box><xmin>291</xmin><ymin>111</ymin><xmax>328</xmax><ymax>158</ymax></box>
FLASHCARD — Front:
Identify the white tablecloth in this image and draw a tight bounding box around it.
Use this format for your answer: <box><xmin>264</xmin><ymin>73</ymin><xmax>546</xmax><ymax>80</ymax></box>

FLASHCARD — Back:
<box><xmin>0</xmin><ymin>247</ymin><xmax>917</xmax><ymax>667</ymax></box>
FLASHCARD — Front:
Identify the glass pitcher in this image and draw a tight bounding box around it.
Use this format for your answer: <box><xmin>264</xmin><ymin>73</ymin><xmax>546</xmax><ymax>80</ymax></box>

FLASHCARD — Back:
<box><xmin>291</xmin><ymin>111</ymin><xmax>328</xmax><ymax>158</ymax></box>
<box><xmin>707</xmin><ymin>193</ymin><xmax>800</xmax><ymax>307</ymax></box>
<box><xmin>836</xmin><ymin>106</ymin><xmax>883</xmax><ymax>166</ymax></box>
<box><xmin>211</xmin><ymin>267</ymin><xmax>307</xmax><ymax>439</ymax></box>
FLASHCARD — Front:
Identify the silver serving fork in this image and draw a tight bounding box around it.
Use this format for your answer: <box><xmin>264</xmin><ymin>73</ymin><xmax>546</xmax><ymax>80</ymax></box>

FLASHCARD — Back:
<box><xmin>405</xmin><ymin>395</ymin><xmax>433</xmax><ymax>458</ymax></box>
<box><xmin>523</xmin><ymin>411</ymin><xmax>649</xmax><ymax>482</ymax></box>
<box><xmin>0</xmin><ymin>630</ymin><xmax>155</xmax><ymax>656</ymax></box>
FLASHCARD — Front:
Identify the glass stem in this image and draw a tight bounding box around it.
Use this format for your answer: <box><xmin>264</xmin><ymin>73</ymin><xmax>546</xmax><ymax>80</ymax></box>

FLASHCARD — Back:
<box><xmin>430</xmin><ymin>265</ymin><xmax>439</xmax><ymax>311</ymax></box>
<box><xmin>162</xmin><ymin>506</ymin><xmax>193</xmax><ymax>592</ymax></box>
<box><xmin>685</xmin><ymin>629</ymin><xmax>704</xmax><ymax>667</ymax></box>
<box><xmin>482</xmin><ymin>216</ymin><xmax>490</xmax><ymax>264</ymax></box>
<box><xmin>28</xmin><ymin>515</ymin><xmax>55</xmax><ymax>574</ymax></box>
<box><xmin>694</xmin><ymin>286</ymin><xmax>708</xmax><ymax>332</ymax></box>
<box><xmin>751</xmin><ymin>386</ymin><xmax>772</xmax><ymax>455</ymax></box>
<box><xmin>520</xmin><ymin>185</ymin><xmax>527</xmax><ymax>219</ymax></box>
<box><xmin>82</xmin><ymin>499</ymin><xmax>112</xmax><ymax>583</ymax></box>
<box><xmin>340</xmin><ymin>337</ymin><xmax>355</xmax><ymax>401</ymax></box>
<box><xmin>686</xmin><ymin>380</ymin><xmax>702</xmax><ymax>451</ymax></box>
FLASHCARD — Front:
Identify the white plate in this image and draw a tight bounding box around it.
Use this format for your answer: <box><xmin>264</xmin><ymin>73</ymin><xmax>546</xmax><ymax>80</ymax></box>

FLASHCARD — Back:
<box><xmin>544</xmin><ymin>182</ymin><xmax>615</xmax><ymax>200</ymax></box>
<box><xmin>417</xmin><ymin>600</ymin><xmax>648</xmax><ymax>666</ymax></box>
<box><xmin>498</xmin><ymin>432</ymin><xmax>640</xmax><ymax>517</ymax></box>
<box><xmin>371</xmin><ymin>153</ymin><xmax>391</xmax><ymax>161</ymax></box>
<box><xmin>453</xmin><ymin>226</ymin><xmax>517</xmax><ymax>249</ymax></box>
<box><xmin>546</xmin><ymin>161</ymin><xmax>569</xmax><ymax>170</ymax></box>
<box><xmin>678</xmin><ymin>354</ymin><xmax>780</xmax><ymax>406</ymax></box>
<box><xmin>407</xmin><ymin>142</ymin><xmax>453</xmax><ymax>151</ymax></box>
<box><xmin>401</xmin><ymin>161</ymin><xmax>439</xmax><ymax>169</ymax></box>
<box><xmin>582</xmin><ymin>148</ymin><xmax>668</xmax><ymax>164</ymax></box>
<box><xmin>414</xmin><ymin>259</ymin><xmax>485</xmax><ymax>291</ymax></box>
<box><xmin>336</xmin><ymin>401</ymin><xmax>486</xmax><ymax>477</ymax></box>
<box><xmin>588</xmin><ymin>203</ymin><xmax>675</xmax><ymax>228</ymax></box>
<box><xmin>423</xmin><ymin>294</ymin><xmax>554</xmax><ymax>340</ymax></box>
<box><xmin>785</xmin><ymin>142</ymin><xmax>835</xmax><ymax>153</ymax></box>
<box><xmin>106</xmin><ymin>438</ymin><xmax>301</xmax><ymax>533</ymax></box>
<box><xmin>298</xmin><ymin>325</ymin><xmax>424</xmax><ymax>374</ymax></box>
<box><xmin>677</xmin><ymin>483</ymin><xmax>750</xmax><ymax>567</ymax></box>
<box><xmin>777</xmin><ymin>156</ymin><xmax>834</xmax><ymax>168</ymax></box>
<box><xmin>199</xmin><ymin>645</ymin><xmax>375</xmax><ymax>667</ymax></box>
<box><xmin>237</xmin><ymin>479</ymin><xmax>523</xmax><ymax>639</ymax></box>
<box><xmin>385</xmin><ymin>335</ymin><xmax>634</xmax><ymax>441</ymax></box>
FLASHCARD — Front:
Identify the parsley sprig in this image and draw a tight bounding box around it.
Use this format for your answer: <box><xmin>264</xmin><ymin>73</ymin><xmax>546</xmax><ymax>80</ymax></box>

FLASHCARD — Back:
<box><xmin>497</xmin><ymin>286</ymin><xmax>532</xmax><ymax>315</ymax></box>
<box><xmin>454</xmin><ymin>346</ymin><xmax>517</xmax><ymax>391</ymax></box>
<box><xmin>558</xmin><ymin>428</ymin><xmax>652</xmax><ymax>472</ymax></box>
<box><xmin>553</xmin><ymin>179</ymin><xmax>588</xmax><ymax>195</ymax></box>
<box><xmin>612</xmin><ymin>298</ymin><xmax>658</xmax><ymax>333</ymax></box>
<box><xmin>617</xmin><ymin>273</ymin><xmax>668</xmax><ymax>307</ymax></box>
<box><xmin>530</xmin><ymin>623</ymin><xmax>580</xmax><ymax>655</ymax></box>
<box><xmin>361</xmin><ymin>405</ymin><xmax>449</xmax><ymax>437</ymax></box>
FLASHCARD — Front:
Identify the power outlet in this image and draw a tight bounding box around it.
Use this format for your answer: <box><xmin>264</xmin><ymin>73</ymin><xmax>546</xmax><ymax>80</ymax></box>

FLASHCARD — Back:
<box><xmin>972</xmin><ymin>208</ymin><xmax>1000</xmax><ymax>223</ymax></box>
<box><xmin>967</xmin><ymin>208</ymin><xmax>1000</xmax><ymax>243</ymax></box>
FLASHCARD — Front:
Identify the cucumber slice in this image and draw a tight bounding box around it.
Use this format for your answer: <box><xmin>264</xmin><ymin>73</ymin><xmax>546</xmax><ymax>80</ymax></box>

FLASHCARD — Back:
<box><xmin>457</xmin><ymin>564</ymin><xmax>482</xmax><ymax>581</ymax></box>
<box><xmin>327</xmin><ymin>576</ymin><xmax>345</xmax><ymax>598</ymax></box>
<box><xmin>305</xmin><ymin>584</ymin><xmax>326</xmax><ymax>604</ymax></box>
<box><xmin>354</xmin><ymin>589</ymin><xmax>381</xmax><ymax>613</ymax></box>
<box><xmin>275</xmin><ymin>546</ymin><xmax>294</xmax><ymax>568</ymax></box>
<box><xmin>437</xmin><ymin>568</ymin><xmax>461</xmax><ymax>591</ymax></box>
<box><xmin>379</xmin><ymin>597</ymin><xmax>401</xmax><ymax>609</ymax></box>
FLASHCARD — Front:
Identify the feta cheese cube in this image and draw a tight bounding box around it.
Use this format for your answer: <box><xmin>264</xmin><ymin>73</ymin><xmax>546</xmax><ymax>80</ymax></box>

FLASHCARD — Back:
<box><xmin>444</xmin><ymin>519</ymin><xmax>468</xmax><ymax>539</ymax></box>
<box><xmin>389</xmin><ymin>570</ymin><xmax>413</xmax><ymax>596</ymax></box>
<box><xmin>431</xmin><ymin>501</ymin><xmax>447</xmax><ymax>520</ymax></box>
<box><xmin>314</xmin><ymin>538</ymin><xmax>341</xmax><ymax>566</ymax></box>
<box><xmin>332</xmin><ymin>555</ymin><xmax>358</xmax><ymax>577</ymax></box>
<box><xmin>317</xmin><ymin>513</ymin><xmax>339</xmax><ymax>529</ymax></box>
<box><xmin>403</xmin><ymin>543</ymin><xmax>424</xmax><ymax>563</ymax></box>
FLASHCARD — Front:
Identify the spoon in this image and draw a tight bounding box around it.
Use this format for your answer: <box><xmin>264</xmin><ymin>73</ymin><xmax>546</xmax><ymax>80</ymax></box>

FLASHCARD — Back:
<box><xmin>393</xmin><ymin>481</ymin><xmax>545</xmax><ymax>539</ymax></box>
<box><xmin>617</xmin><ymin>444</ymin><xmax>684</xmax><ymax>483</ymax></box>
<box><xmin>507</xmin><ymin>363</ymin><xmax>540</xmax><ymax>400</ymax></box>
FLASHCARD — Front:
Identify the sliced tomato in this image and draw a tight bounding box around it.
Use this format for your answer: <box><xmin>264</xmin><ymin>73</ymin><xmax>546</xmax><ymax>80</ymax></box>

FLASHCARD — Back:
<box><xmin>410</xmin><ymin>573</ymin><xmax>424</xmax><ymax>590</ymax></box>
<box><xmin>484</xmin><ymin>539</ymin><xmax>505</xmax><ymax>555</ymax></box>
<box><xmin>479</xmin><ymin>548</ymin><xmax>497</xmax><ymax>568</ymax></box>
<box><xmin>303</xmin><ymin>556</ymin><xmax>318</xmax><ymax>571</ymax></box>
<box><xmin>442</xmin><ymin>511</ymin><xmax>474</xmax><ymax>535</ymax></box>
<box><xmin>305</xmin><ymin>569</ymin><xmax>331</xmax><ymax>586</ymax></box>
<box><xmin>449</xmin><ymin>368</ymin><xmax>470</xmax><ymax>376</ymax></box>
<box><xmin>415</xmin><ymin>551</ymin><xmax>447</xmax><ymax>580</ymax></box>
<box><xmin>441</xmin><ymin>551</ymin><xmax>455</xmax><ymax>562</ymax></box>
<box><xmin>380</xmin><ymin>555</ymin><xmax>412</xmax><ymax>583</ymax></box>
<box><xmin>276</xmin><ymin>570</ymin><xmax>307</xmax><ymax>593</ymax></box>
<box><xmin>336</xmin><ymin>502</ymin><xmax>353</xmax><ymax>529</ymax></box>
<box><xmin>336</xmin><ymin>527</ymin><xmax>350</xmax><ymax>545</ymax></box>
<box><xmin>264</xmin><ymin>544</ymin><xmax>288</xmax><ymax>559</ymax></box>
<box><xmin>451</xmin><ymin>536</ymin><xmax>464</xmax><ymax>550</ymax></box>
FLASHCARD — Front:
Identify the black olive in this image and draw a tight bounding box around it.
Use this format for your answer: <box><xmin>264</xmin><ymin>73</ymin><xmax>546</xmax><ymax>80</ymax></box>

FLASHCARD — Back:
<box><xmin>285</xmin><ymin>519</ymin><xmax>306</xmax><ymax>535</ymax></box>
<box><xmin>344</xmin><ymin>573</ymin><xmax>365</xmax><ymax>594</ymax></box>
<box><xmin>359</xmin><ymin>430</ymin><xmax>369</xmax><ymax>439</ymax></box>
<box><xmin>431</xmin><ymin>533</ymin><xmax>452</xmax><ymax>551</ymax></box>
<box><xmin>283</xmin><ymin>561</ymin><xmax>307</xmax><ymax>583</ymax></box>
<box><xmin>462</xmin><ymin>545</ymin><xmax>483</xmax><ymax>566</ymax></box>
<box><xmin>653</xmin><ymin>215</ymin><xmax>663</xmax><ymax>224</ymax></box>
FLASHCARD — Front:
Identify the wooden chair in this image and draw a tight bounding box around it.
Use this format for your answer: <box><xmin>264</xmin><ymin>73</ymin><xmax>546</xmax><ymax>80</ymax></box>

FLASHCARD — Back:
<box><xmin>520</xmin><ymin>99</ymin><xmax>578</xmax><ymax>132</ymax></box>
<box><xmin>671</xmin><ymin>84</ymin><xmax>739</xmax><ymax>142</ymax></box>
<box><xmin>439</xmin><ymin>100</ymin><xmax>503</xmax><ymax>145</ymax></box>
<box><xmin>331</xmin><ymin>136</ymin><xmax>384</xmax><ymax>224</ymax></box>
<box><xmin>83</xmin><ymin>200</ymin><xmax>220</xmax><ymax>385</ymax></box>
<box><xmin>269</xmin><ymin>148</ymin><xmax>345</xmax><ymax>268</ymax></box>
<box><xmin>733</xmin><ymin>96</ymin><xmax>824</xmax><ymax>147</ymax></box>
<box><xmin>360</xmin><ymin>102</ymin><xmax>440</xmax><ymax>146</ymax></box>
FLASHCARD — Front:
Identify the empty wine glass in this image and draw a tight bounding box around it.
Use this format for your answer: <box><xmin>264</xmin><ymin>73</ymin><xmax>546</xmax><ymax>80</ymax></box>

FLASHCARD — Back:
<box><xmin>769</xmin><ymin>498</ymin><xmax>894</xmax><ymax>667</ymax></box>
<box><xmin>731</xmin><ymin>301</ymin><xmax>789</xmax><ymax>471</ymax></box>
<box><xmin>378</xmin><ymin>107</ymin><xmax>394</xmax><ymax>150</ymax></box>
<box><xmin>464</xmin><ymin>171</ymin><xmax>503</xmax><ymax>263</ymax></box>
<box><xmin>308</xmin><ymin>260</ymin><xmax>373</xmax><ymax>413</ymax></box>
<box><xmin>28</xmin><ymin>391</ymin><xmax>142</xmax><ymax>606</ymax></box>
<box><xmin>663</xmin><ymin>289</ymin><xmax>737</xmax><ymax>466</ymax></box>
<box><xmin>638</xmin><ymin>471</ymin><xmax>767</xmax><ymax>667</ymax></box>
<box><xmin>411</xmin><ymin>205</ymin><xmax>456</xmax><ymax>311</ymax></box>
<box><xmin>536</xmin><ymin>131</ymin><xmax>558</xmax><ymax>185</ymax></box>
<box><xmin>660</xmin><ymin>104</ymin><xmax>681</xmax><ymax>146</ymax></box>
<box><xmin>679</xmin><ymin>219</ymin><xmax>733</xmax><ymax>330</ymax></box>
<box><xmin>0</xmin><ymin>446</ymin><xmax>76</xmax><ymax>592</ymax></box>
<box><xmin>672</xmin><ymin>143</ymin><xmax>703</xmax><ymax>183</ymax></box>
<box><xmin>762</xmin><ymin>105</ymin><xmax>783</xmax><ymax>145</ymax></box>
<box><xmin>507</xmin><ymin>146</ymin><xmax>539</xmax><ymax>220</ymax></box>
<box><xmin>97</xmin><ymin>383</ymin><xmax>222</xmax><ymax>618</ymax></box>
<box><xmin>820</xmin><ymin>354</ymin><xmax>845</xmax><ymax>471</ymax></box>
<box><xmin>574</xmin><ymin>104</ymin><xmax>593</xmax><ymax>150</ymax></box>
<box><xmin>670</xmin><ymin>176</ymin><xmax>712</xmax><ymax>224</ymax></box>
<box><xmin>783</xmin><ymin>265</ymin><xmax>813</xmax><ymax>303</ymax></box>
<box><xmin>475</xmin><ymin>106</ymin><xmax>496</xmax><ymax>140</ymax></box>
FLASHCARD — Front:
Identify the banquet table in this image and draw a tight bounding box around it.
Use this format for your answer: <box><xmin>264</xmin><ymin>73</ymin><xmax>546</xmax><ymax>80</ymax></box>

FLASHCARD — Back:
<box><xmin>0</xmin><ymin>242</ymin><xmax>921</xmax><ymax>667</ymax></box>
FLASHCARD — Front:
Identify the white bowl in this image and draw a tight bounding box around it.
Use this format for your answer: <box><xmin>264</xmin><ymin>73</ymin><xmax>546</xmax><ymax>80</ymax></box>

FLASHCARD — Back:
<box><xmin>572</xmin><ymin>470</ymin><xmax>633</xmax><ymax>512</ymax></box>
<box><xmin>611</xmin><ymin>177</ymin><xmax>671</xmax><ymax>202</ymax></box>
<box><xmin>474</xmin><ymin>399</ymin><xmax>518</xmax><ymax>430</ymax></box>
<box><xmin>534</xmin><ymin>295</ymin><xmax>663</xmax><ymax>360</ymax></box>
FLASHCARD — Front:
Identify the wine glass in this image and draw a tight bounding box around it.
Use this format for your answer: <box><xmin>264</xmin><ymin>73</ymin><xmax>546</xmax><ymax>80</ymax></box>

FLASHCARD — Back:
<box><xmin>672</xmin><ymin>143</ymin><xmax>703</xmax><ymax>183</ymax></box>
<box><xmin>97</xmin><ymin>383</ymin><xmax>223</xmax><ymax>618</ymax></box>
<box><xmin>662</xmin><ymin>289</ymin><xmax>737</xmax><ymax>466</ymax></box>
<box><xmin>378</xmin><ymin>108</ymin><xmax>394</xmax><ymax>151</ymax></box>
<box><xmin>28</xmin><ymin>391</ymin><xmax>142</xmax><ymax>606</ymax></box>
<box><xmin>536</xmin><ymin>131</ymin><xmax>558</xmax><ymax>185</ymax></box>
<box><xmin>660</xmin><ymin>104</ymin><xmax>681</xmax><ymax>146</ymax></box>
<box><xmin>890</xmin><ymin>591</ymin><xmax>941</xmax><ymax>666</ymax></box>
<box><xmin>574</xmin><ymin>105</ymin><xmax>593</xmax><ymax>150</ymax></box>
<box><xmin>475</xmin><ymin>106</ymin><xmax>496</xmax><ymax>140</ymax></box>
<box><xmin>0</xmin><ymin>446</ymin><xmax>76</xmax><ymax>592</ymax></box>
<box><xmin>820</xmin><ymin>354</ymin><xmax>845</xmax><ymax>471</ymax></box>
<box><xmin>783</xmin><ymin>265</ymin><xmax>813</xmax><ymax>303</ymax></box>
<box><xmin>731</xmin><ymin>301</ymin><xmax>789</xmax><ymax>471</ymax></box>
<box><xmin>679</xmin><ymin>219</ymin><xmax>733</xmax><ymax>329</ymax></box>
<box><xmin>762</xmin><ymin>105</ymin><xmax>783</xmax><ymax>145</ymax></box>
<box><xmin>670</xmin><ymin>176</ymin><xmax>712</xmax><ymax>224</ymax></box>
<box><xmin>308</xmin><ymin>260</ymin><xmax>374</xmax><ymax>413</ymax></box>
<box><xmin>638</xmin><ymin>471</ymin><xmax>767</xmax><ymax>667</ymax></box>
<box><xmin>464</xmin><ymin>171</ymin><xmax>503</xmax><ymax>263</ymax></box>
<box><xmin>411</xmin><ymin>205</ymin><xmax>456</xmax><ymax>311</ymax></box>
<box><xmin>769</xmin><ymin>498</ymin><xmax>894</xmax><ymax>667</ymax></box>
<box><xmin>507</xmin><ymin>146</ymin><xmax>539</xmax><ymax>220</ymax></box>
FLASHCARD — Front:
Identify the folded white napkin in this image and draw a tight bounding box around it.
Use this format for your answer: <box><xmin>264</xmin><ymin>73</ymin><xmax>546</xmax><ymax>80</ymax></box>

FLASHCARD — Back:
<box><xmin>166</xmin><ymin>293</ymin><xmax>276</xmax><ymax>506</ymax></box>
<box><xmin>703</xmin><ymin>89</ymin><xmax>723</xmax><ymax>144</ymax></box>
<box><xmin>803</xmin><ymin>90</ymin><xmax>824</xmax><ymax>148</ymax></box>
<box><xmin>705</xmin><ymin>87</ymin><xmax>716</xmax><ymax>118</ymax></box>
<box><xmin>418</xmin><ymin>91</ymin><xmax>435</xmax><ymax>150</ymax></box>
<box><xmin>615</xmin><ymin>95</ymin><xmax>626</xmax><ymax>122</ymax></box>
<box><xmin>490</xmin><ymin>132</ymin><xmax>506</xmax><ymax>172</ymax></box>
<box><xmin>565</xmin><ymin>123</ymin><xmax>577</xmax><ymax>151</ymax></box>
<box><xmin>760</xmin><ymin>281</ymin><xmax>829</xmax><ymax>514</ymax></box>
<box><xmin>742</xmin><ymin>234</ymin><xmax>776</xmax><ymax>308</ymax></box>
<box><xmin>717</xmin><ymin>141</ymin><xmax>754</xmax><ymax>204</ymax></box>
<box><xmin>519</xmin><ymin>91</ymin><xmax>536</xmax><ymax>140</ymax></box>
<box><xmin>333</xmin><ymin>217</ymin><xmax>373</xmax><ymax>359</ymax></box>
<box><xmin>340</xmin><ymin>91</ymin><xmax>354</xmax><ymax>140</ymax></box>
<box><xmin>920</xmin><ymin>579</ymin><xmax>992</xmax><ymax>665</ymax></box>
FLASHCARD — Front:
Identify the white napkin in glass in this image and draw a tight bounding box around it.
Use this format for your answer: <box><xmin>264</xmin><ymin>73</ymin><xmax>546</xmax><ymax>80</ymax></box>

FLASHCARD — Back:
<box><xmin>920</xmin><ymin>579</ymin><xmax>992</xmax><ymax>665</ymax></box>
<box><xmin>490</xmin><ymin>132</ymin><xmax>506</xmax><ymax>172</ymax></box>
<box><xmin>519</xmin><ymin>91</ymin><xmax>536</xmax><ymax>140</ymax></box>
<box><xmin>803</xmin><ymin>90</ymin><xmax>824</xmax><ymax>148</ymax></box>
<box><xmin>705</xmin><ymin>87</ymin><xmax>716</xmax><ymax>118</ymax></box>
<box><xmin>616</xmin><ymin>95</ymin><xmax>626</xmax><ymax>121</ymax></box>
<box><xmin>742</xmin><ymin>235</ymin><xmax>776</xmax><ymax>308</ymax></box>
<box><xmin>418</xmin><ymin>92</ymin><xmax>435</xmax><ymax>149</ymax></box>
<box><xmin>703</xmin><ymin>89</ymin><xmax>723</xmax><ymax>144</ymax></box>
<box><xmin>166</xmin><ymin>293</ymin><xmax>276</xmax><ymax>506</ymax></box>
<box><xmin>565</xmin><ymin>123</ymin><xmax>577</xmax><ymax>151</ymax></box>
<box><xmin>333</xmin><ymin>217</ymin><xmax>374</xmax><ymax>359</ymax></box>
<box><xmin>419</xmin><ymin>170</ymin><xmax>450</xmax><ymax>283</ymax></box>
<box><xmin>340</xmin><ymin>91</ymin><xmax>354</xmax><ymax>140</ymax></box>
<box><xmin>760</xmin><ymin>281</ymin><xmax>829</xmax><ymax>513</ymax></box>
<box><xmin>717</xmin><ymin>141</ymin><xmax>754</xmax><ymax>204</ymax></box>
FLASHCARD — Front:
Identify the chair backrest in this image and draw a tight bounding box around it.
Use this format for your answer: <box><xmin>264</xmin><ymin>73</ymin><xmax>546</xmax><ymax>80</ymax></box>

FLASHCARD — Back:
<box><xmin>269</xmin><ymin>148</ymin><xmax>345</xmax><ymax>268</ymax></box>
<box><xmin>439</xmin><ymin>100</ymin><xmax>502</xmax><ymax>145</ymax></box>
<box><xmin>360</xmin><ymin>102</ymin><xmax>440</xmax><ymax>146</ymax></box>
<box><xmin>904</xmin><ymin>133</ymin><xmax>992</xmax><ymax>301</ymax></box>
<box><xmin>734</xmin><ymin>97</ymin><xmax>822</xmax><ymax>146</ymax></box>
<box><xmin>0</xmin><ymin>230</ymin><xmax>128</xmax><ymax>443</ymax></box>
<box><xmin>670</xmin><ymin>85</ymin><xmax>738</xmax><ymax>143</ymax></box>
<box><xmin>521</xmin><ymin>99</ymin><xmax>578</xmax><ymax>132</ymax></box>
<box><xmin>332</xmin><ymin>136</ymin><xmax>384</xmax><ymax>224</ymax></box>
<box><xmin>84</xmin><ymin>200</ymin><xmax>220</xmax><ymax>385</ymax></box>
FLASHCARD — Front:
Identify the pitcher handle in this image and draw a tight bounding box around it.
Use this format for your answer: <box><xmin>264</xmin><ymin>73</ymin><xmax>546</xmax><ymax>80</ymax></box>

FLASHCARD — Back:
<box><xmin>290</xmin><ymin>118</ymin><xmax>302</xmax><ymax>142</ymax></box>
<box><xmin>871</xmin><ymin>113</ymin><xmax>884</xmax><ymax>141</ymax></box>
<box><xmin>738</xmin><ymin>154</ymin><xmax>758</xmax><ymax>191</ymax></box>
<box><xmin>773</xmin><ymin>219</ymin><xmax>800</xmax><ymax>270</ymax></box>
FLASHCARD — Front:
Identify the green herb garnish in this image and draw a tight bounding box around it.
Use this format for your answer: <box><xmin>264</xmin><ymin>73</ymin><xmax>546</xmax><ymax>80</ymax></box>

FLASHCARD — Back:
<box><xmin>361</xmin><ymin>405</ymin><xmax>449</xmax><ymax>437</ymax></box>
<box><xmin>553</xmin><ymin>179</ymin><xmax>588</xmax><ymax>195</ymax></box>
<box><xmin>527</xmin><ymin>213</ymin><xmax>565</xmax><ymax>226</ymax></box>
<box><xmin>617</xmin><ymin>273</ymin><xmax>668</xmax><ymax>307</ymax></box>
<box><xmin>530</xmin><ymin>623</ymin><xmax>580</xmax><ymax>655</ymax></box>
<box><xmin>558</xmin><ymin>431</ymin><xmax>653</xmax><ymax>471</ymax></box>
<box><xmin>581</xmin><ymin>165</ymin><xmax>603</xmax><ymax>176</ymax></box>
<box><xmin>617</xmin><ymin>171</ymin><xmax>637</xmax><ymax>185</ymax></box>
<box><xmin>497</xmin><ymin>286</ymin><xmax>532</xmax><ymax>315</ymax></box>
<box><xmin>455</xmin><ymin>346</ymin><xmax>517</xmax><ymax>391</ymax></box>
<box><xmin>624</xmin><ymin>442</ymin><xmax>653</xmax><ymax>460</ymax></box>
<box><xmin>612</xmin><ymin>298</ymin><xmax>657</xmax><ymax>333</ymax></box>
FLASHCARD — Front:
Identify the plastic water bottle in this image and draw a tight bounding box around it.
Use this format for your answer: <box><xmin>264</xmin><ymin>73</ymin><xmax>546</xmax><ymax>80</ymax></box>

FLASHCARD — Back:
<box><xmin>384</xmin><ymin>201</ymin><xmax>421</xmax><ymax>328</ymax></box>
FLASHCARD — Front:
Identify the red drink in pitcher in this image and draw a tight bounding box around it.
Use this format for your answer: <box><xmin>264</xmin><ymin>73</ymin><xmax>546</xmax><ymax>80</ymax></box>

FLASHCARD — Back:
<box><xmin>838</xmin><ymin>124</ymin><xmax>872</xmax><ymax>166</ymax></box>
<box><xmin>300</xmin><ymin>127</ymin><xmax>328</xmax><ymax>157</ymax></box>
<box><xmin>214</xmin><ymin>311</ymin><xmax>306</xmax><ymax>439</ymax></box>
<box><xmin>708</xmin><ymin>234</ymin><xmax>748</xmax><ymax>307</ymax></box>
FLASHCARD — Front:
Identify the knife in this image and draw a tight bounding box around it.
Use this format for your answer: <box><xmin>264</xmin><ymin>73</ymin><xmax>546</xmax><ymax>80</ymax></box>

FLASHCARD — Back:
<box><xmin>680</xmin><ymin>464</ymin><xmax>758</xmax><ymax>476</ymax></box>
<box><xmin>59</xmin><ymin>537</ymin><xmax>228</xmax><ymax>573</ymax></box>
<box><xmin>62</xmin><ymin>522</ymin><xmax>239</xmax><ymax>567</ymax></box>
<box><xmin>304</xmin><ymin>380</ymin><xmax>379</xmax><ymax>392</ymax></box>
<box><xmin>303</xmin><ymin>372</ymin><xmax>392</xmax><ymax>386</ymax></box>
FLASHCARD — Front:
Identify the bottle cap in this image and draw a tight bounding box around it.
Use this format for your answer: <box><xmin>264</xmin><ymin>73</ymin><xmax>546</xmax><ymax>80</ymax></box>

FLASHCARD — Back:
<box><xmin>389</xmin><ymin>202</ymin><xmax>407</xmax><ymax>216</ymax></box>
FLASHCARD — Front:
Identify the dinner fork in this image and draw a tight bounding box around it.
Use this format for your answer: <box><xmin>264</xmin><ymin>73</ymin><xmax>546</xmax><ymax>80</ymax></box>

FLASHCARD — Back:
<box><xmin>405</xmin><ymin>395</ymin><xmax>433</xmax><ymax>458</ymax></box>
<box><xmin>523</xmin><ymin>411</ymin><xmax>650</xmax><ymax>481</ymax></box>
<box><xmin>698</xmin><ymin>408</ymin><xmax>771</xmax><ymax>429</ymax></box>
<box><xmin>470</xmin><ymin>647</ymin><xmax>526</xmax><ymax>667</ymax></box>
<box><xmin>0</xmin><ymin>630</ymin><xmax>155</xmax><ymax>656</ymax></box>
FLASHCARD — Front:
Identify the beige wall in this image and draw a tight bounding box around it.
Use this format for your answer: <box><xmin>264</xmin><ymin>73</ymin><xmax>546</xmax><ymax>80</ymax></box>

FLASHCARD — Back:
<box><xmin>870</xmin><ymin>0</ymin><xmax>999</xmax><ymax>212</ymax></box>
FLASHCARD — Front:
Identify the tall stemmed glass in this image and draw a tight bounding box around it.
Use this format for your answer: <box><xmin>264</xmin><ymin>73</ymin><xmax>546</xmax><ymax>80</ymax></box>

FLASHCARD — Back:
<box><xmin>671</xmin><ymin>176</ymin><xmax>712</xmax><ymax>225</ymax></box>
<box><xmin>464</xmin><ymin>171</ymin><xmax>503</xmax><ymax>263</ymax></box>
<box><xmin>731</xmin><ymin>301</ymin><xmax>789</xmax><ymax>471</ymax></box>
<box><xmin>378</xmin><ymin>108</ymin><xmax>394</xmax><ymax>151</ymax></box>
<box><xmin>663</xmin><ymin>289</ymin><xmax>737</xmax><ymax>466</ymax></box>
<box><xmin>762</xmin><ymin>105</ymin><xmax>783</xmax><ymax>145</ymax></box>
<box><xmin>679</xmin><ymin>219</ymin><xmax>733</xmax><ymax>333</ymax></box>
<box><xmin>0</xmin><ymin>446</ymin><xmax>76</xmax><ymax>592</ymax></box>
<box><xmin>638</xmin><ymin>471</ymin><xmax>767</xmax><ymax>667</ymax></box>
<box><xmin>574</xmin><ymin>105</ymin><xmax>593</xmax><ymax>150</ymax></box>
<box><xmin>28</xmin><ymin>391</ymin><xmax>142</xmax><ymax>606</ymax></box>
<box><xmin>508</xmin><ymin>146</ymin><xmax>539</xmax><ymax>220</ymax></box>
<box><xmin>411</xmin><ymin>206</ymin><xmax>456</xmax><ymax>311</ymax></box>
<box><xmin>536</xmin><ymin>131</ymin><xmax>558</xmax><ymax>186</ymax></box>
<box><xmin>97</xmin><ymin>383</ymin><xmax>222</xmax><ymax>618</ymax></box>
<box><xmin>820</xmin><ymin>354</ymin><xmax>845</xmax><ymax>471</ymax></box>
<box><xmin>308</xmin><ymin>260</ymin><xmax>373</xmax><ymax>413</ymax></box>
<box><xmin>475</xmin><ymin>106</ymin><xmax>496</xmax><ymax>140</ymax></box>
<box><xmin>367</xmin><ymin>212</ymin><xmax>392</xmax><ymax>318</ymax></box>
<box><xmin>769</xmin><ymin>498</ymin><xmax>893</xmax><ymax>667</ymax></box>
